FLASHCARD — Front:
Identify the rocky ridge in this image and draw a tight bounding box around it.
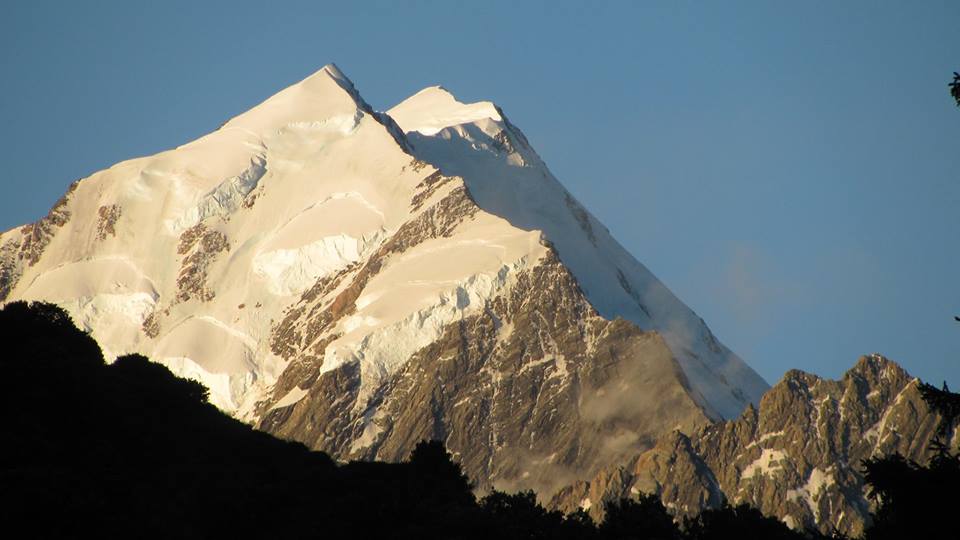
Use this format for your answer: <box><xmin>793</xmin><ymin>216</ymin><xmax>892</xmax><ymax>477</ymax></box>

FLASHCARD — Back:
<box><xmin>550</xmin><ymin>354</ymin><xmax>957</xmax><ymax>536</ymax></box>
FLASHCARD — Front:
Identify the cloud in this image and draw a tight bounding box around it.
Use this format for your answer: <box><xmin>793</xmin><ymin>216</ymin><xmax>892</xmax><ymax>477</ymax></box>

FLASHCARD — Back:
<box><xmin>716</xmin><ymin>244</ymin><xmax>806</xmax><ymax>328</ymax></box>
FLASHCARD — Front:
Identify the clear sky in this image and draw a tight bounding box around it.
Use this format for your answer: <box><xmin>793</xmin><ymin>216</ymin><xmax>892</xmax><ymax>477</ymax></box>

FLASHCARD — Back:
<box><xmin>2</xmin><ymin>1</ymin><xmax>958</xmax><ymax>387</ymax></box>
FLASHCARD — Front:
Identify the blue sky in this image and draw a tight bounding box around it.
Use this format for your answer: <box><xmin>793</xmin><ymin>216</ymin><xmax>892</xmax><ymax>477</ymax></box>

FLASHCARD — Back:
<box><xmin>2</xmin><ymin>1</ymin><xmax>958</xmax><ymax>387</ymax></box>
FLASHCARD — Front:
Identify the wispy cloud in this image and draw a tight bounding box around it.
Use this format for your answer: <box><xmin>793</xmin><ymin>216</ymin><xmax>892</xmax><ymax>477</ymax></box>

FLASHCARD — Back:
<box><xmin>712</xmin><ymin>244</ymin><xmax>812</xmax><ymax>332</ymax></box>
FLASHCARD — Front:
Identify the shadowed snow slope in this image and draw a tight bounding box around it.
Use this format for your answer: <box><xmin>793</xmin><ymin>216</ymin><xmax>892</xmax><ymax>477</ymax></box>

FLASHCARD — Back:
<box><xmin>389</xmin><ymin>87</ymin><xmax>768</xmax><ymax>419</ymax></box>
<box><xmin>0</xmin><ymin>64</ymin><xmax>768</xmax><ymax>498</ymax></box>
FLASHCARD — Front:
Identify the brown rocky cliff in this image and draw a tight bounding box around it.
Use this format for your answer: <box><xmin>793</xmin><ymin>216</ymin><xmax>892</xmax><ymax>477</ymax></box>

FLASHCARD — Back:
<box><xmin>259</xmin><ymin>247</ymin><xmax>713</xmax><ymax>498</ymax></box>
<box><xmin>551</xmin><ymin>354</ymin><xmax>954</xmax><ymax>537</ymax></box>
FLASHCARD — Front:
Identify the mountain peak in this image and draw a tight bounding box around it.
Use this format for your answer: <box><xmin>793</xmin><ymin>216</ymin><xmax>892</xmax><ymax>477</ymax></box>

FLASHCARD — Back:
<box><xmin>319</xmin><ymin>62</ymin><xmax>347</xmax><ymax>81</ymax></box>
<box><xmin>845</xmin><ymin>353</ymin><xmax>912</xmax><ymax>387</ymax></box>
<box><xmin>299</xmin><ymin>63</ymin><xmax>362</xmax><ymax>102</ymax></box>
<box><xmin>222</xmin><ymin>63</ymin><xmax>369</xmax><ymax>135</ymax></box>
<box><xmin>1</xmin><ymin>64</ymin><xmax>771</xmax><ymax>509</ymax></box>
<box><xmin>388</xmin><ymin>85</ymin><xmax>501</xmax><ymax>136</ymax></box>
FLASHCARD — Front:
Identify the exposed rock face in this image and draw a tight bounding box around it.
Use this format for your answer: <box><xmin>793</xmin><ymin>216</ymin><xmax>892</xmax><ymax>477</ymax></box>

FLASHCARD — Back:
<box><xmin>0</xmin><ymin>238</ymin><xmax>21</xmax><ymax>303</ymax></box>
<box><xmin>19</xmin><ymin>181</ymin><xmax>77</xmax><ymax>266</ymax></box>
<box><xmin>551</xmin><ymin>355</ymin><xmax>955</xmax><ymax>536</ymax></box>
<box><xmin>553</xmin><ymin>429</ymin><xmax>723</xmax><ymax>516</ymax></box>
<box><xmin>141</xmin><ymin>311</ymin><xmax>161</xmax><ymax>339</ymax></box>
<box><xmin>0</xmin><ymin>180</ymin><xmax>79</xmax><ymax>301</ymax></box>
<box><xmin>175</xmin><ymin>223</ymin><xmax>229</xmax><ymax>303</ymax></box>
<box><xmin>261</xmin><ymin>245</ymin><xmax>711</xmax><ymax>496</ymax></box>
<box><xmin>96</xmin><ymin>204</ymin><xmax>121</xmax><ymax>241</ymax></box>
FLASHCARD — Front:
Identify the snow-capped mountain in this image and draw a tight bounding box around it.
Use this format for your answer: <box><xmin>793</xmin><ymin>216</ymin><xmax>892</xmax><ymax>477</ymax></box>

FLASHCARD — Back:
<box><xmin>0</xmin><ymin>64</ymin><xmax>768</xmax><ymax>496</ymax></box>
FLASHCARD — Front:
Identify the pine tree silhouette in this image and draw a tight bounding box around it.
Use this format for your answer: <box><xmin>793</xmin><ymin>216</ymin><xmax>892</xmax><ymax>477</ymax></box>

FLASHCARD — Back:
<box><xmin>950</xmin><ymin>72</ymin><xmax>960</xmax><ymax>107</ymax></box>
<box><xmin>599</xmin><ymin>495</ymin><xmax>681</xmax><ymax>540</ymax></box>
<box><xmin>861</xmin><ymin>380</ymin><xmax>960</xmax><ymax>539</ymax></box>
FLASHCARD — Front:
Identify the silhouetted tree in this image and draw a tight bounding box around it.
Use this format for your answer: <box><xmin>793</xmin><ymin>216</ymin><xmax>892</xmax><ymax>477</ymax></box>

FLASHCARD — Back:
<box><xmin>950</xmin><ymin>72</ymin><xmax>960</xmax><ymax>107</ymax></box>
<box><xmin>480</xmin><ymin>490</ymin><xmax>566</xmax><ymax>539</ymax></box>
<box><xmin>0</xmin><ymin>299</ymin><xmax>104</xmax><ymax>373</ymax></box>
<box><xmin>408</xmin><ymin>439</ymin><xmax>476</xmax><ymax>506</ymax></box>
<box><xmin>598</xmin><ymin>494</ymin><xmax>681</xmax><ymax>540</ymax></box>
<box><xmin>860</xmin><ymin>380</ymin><xmax>960</xmax><ymax>539</ymax></box>
<box><xmin>562</xmin><ymin>508</ymin><xmax>600</xmax><ymax>539</ymax></box>
<box><xmin>683</xmin><ymin>503</ymin><xmax>805</xmax><ymax>540</ymax></box>
<box><xmin>111</xmin><ymin>353</ymin><xmax>210</xmax><ymax>404</ymax></box>
<box><xmin>861</xmin><ymin>448</ymin><xmax>960</xmax><ymax>539</ymax></box>
<box><xmin>917</xmin><ymin>380</ymin><xmax>960</xmax><ymax>440</ymax></box>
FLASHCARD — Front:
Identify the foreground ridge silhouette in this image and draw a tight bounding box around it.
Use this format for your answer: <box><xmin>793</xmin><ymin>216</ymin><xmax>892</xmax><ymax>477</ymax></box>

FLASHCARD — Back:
<box><xmin>1</xmin><ymin>301</ymin><xmax>948</xmax><ymax>539</ymax></box>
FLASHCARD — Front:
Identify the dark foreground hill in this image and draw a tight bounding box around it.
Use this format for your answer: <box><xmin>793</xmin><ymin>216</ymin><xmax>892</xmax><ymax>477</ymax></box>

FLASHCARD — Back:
<box><xmin>1</xmin><ymin>301</ymin><xmax>955</xmax><ymax>539</ymax></box>
<box><xmin>0</xmin><ymin>301</ymin><xmax>480</xmax><ymax>538</ymax></box>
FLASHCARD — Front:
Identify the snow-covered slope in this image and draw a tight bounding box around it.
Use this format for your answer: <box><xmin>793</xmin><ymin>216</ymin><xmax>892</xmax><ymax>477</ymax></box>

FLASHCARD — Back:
<box><xmin>2</xmin><ymin>64</ymin><xmax>425</xmax><ymax>413</ymax></box>
<box><xmin>0</xmin><ymin>64</ymin><xmax>768</xmax><ymax>495</ymax></box>
<box><xmin>389</xmin><ymin>86</ymin><xmax>768</xmax><ymax>419</ymax></box>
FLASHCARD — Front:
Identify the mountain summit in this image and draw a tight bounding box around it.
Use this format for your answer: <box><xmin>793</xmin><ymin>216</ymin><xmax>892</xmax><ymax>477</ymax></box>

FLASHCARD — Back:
<box><xmin>0</xmin><ymin>65</ymin><xmax>768</xmax><ymax>496</ymax></box>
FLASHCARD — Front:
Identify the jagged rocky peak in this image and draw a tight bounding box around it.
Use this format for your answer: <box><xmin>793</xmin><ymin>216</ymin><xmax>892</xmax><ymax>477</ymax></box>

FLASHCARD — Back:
<box><xmin>845</xmin><ymin>352</ymin><xmax>912</xmax><ymax>387</ymax></box>
<box><xmin>1</xmin><ymin>64</ymin><xmax>769</xmax><ymax>501</ymax></box>
<box><xmin>552</xmin><ymin>354</ymin><xmax>952</xmax><ymax>537</ymax></box>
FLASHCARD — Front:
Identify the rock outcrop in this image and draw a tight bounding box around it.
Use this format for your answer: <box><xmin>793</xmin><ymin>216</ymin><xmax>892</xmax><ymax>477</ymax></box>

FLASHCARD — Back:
<box><xmin>261</xmin><ymin>245</ymin><xmax>712</xmax><ymax>496</ymax></box>
<box><xmin>551</xmin><ymin>355</ymin><xmax>955</xmax><ymax>536</ymax></box>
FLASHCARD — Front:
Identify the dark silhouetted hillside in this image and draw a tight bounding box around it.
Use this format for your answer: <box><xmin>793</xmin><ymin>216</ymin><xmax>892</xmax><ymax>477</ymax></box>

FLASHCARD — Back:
<box><xmin>2</xmin><ymin>300</ymin><xmax>942</xmax><ymax>539</ymax></box>
<box><xmin>0</xmin><ymin>301</ymin><xmax>484</xmax><ymax>538</ymax></box>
